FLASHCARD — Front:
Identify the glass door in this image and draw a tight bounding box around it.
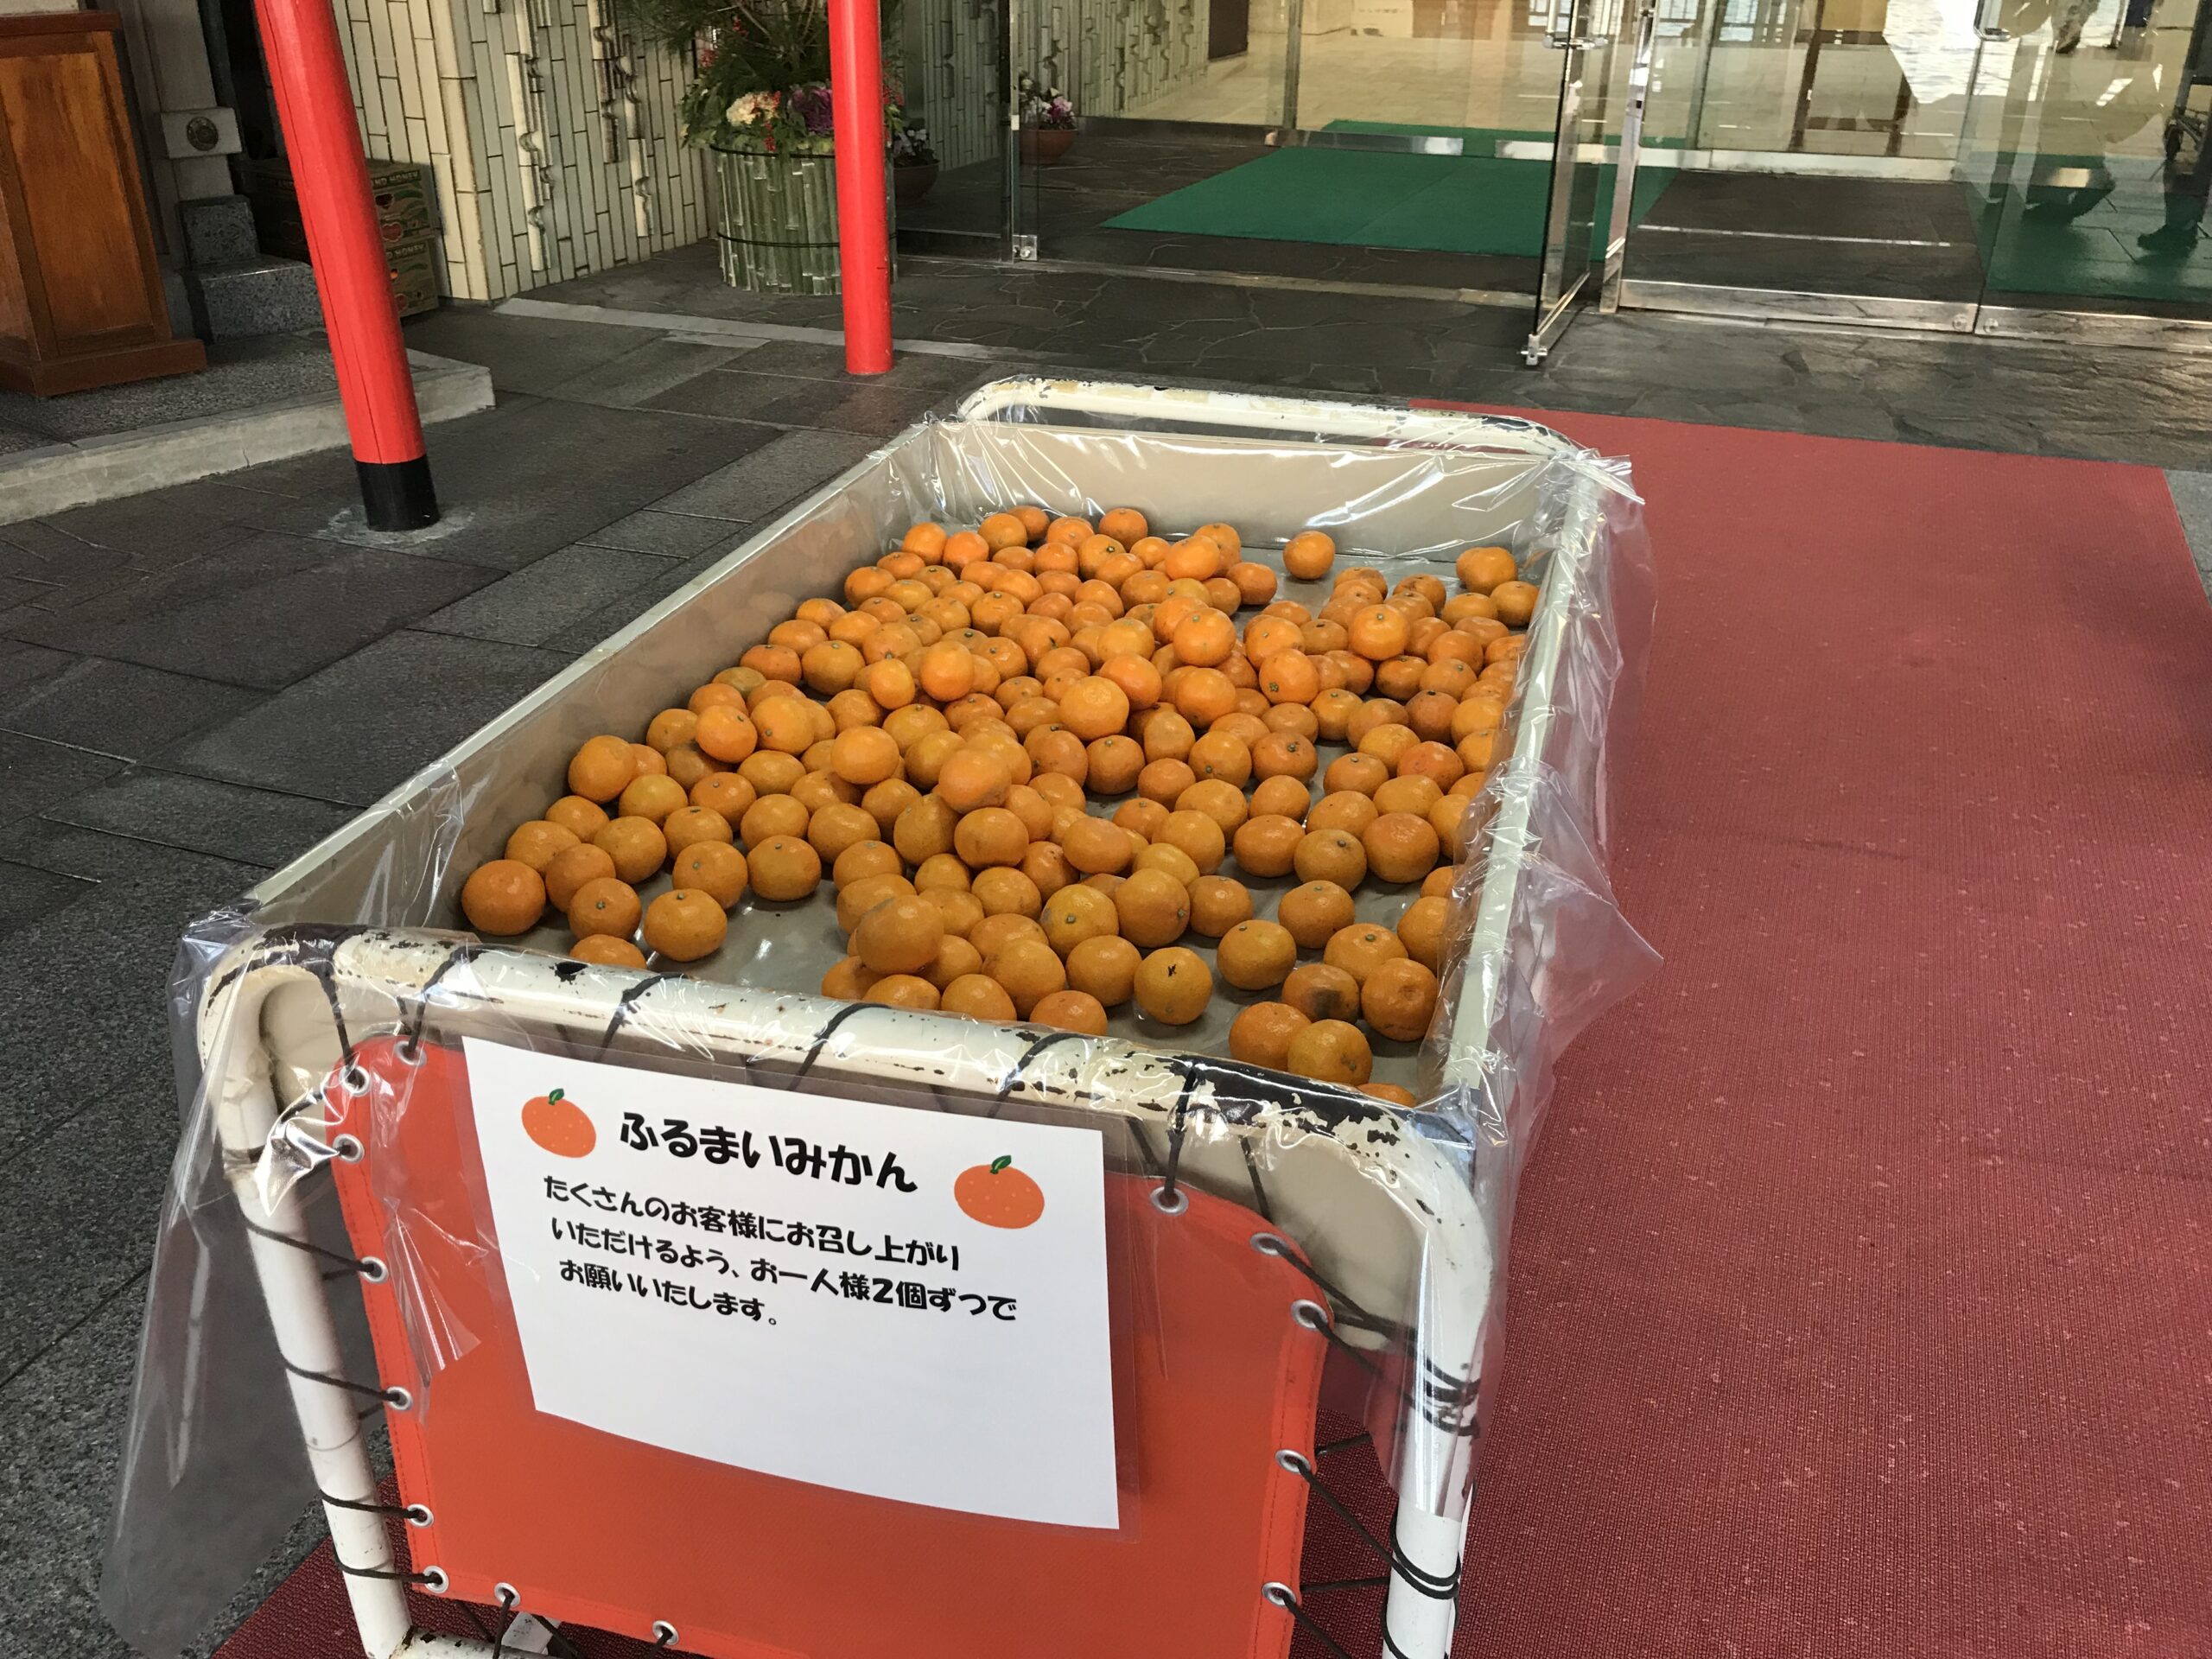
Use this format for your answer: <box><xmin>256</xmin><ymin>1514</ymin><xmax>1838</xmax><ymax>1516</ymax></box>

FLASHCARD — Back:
<box><xmin>1596</xmin><ymin>0</ymin><xmax>2212</xmax><ymax>335</ymax></box>
<box><xmin>893</xmin><ymin>0</ymin><xmax>1012</xmax><ymax>254</ymax></box>
<box><xmin>1968</xmin><ymin>0</ymin><xmax>2212</xmax><ymax>335</ymax></box>
<box><xmin>1529</xmin><ymin>0</ymin><xmax>1642</xmax><ymax>357</ymax></box>
<box><xmin>991</xmin><ymin>0</ymin><xmax>1622</xmax><ymax>300</ymax></box>
<box><xmin>1609</xmin><ymin>0</ymin><xmax>2003</xmax><ymax>326</ymax></box>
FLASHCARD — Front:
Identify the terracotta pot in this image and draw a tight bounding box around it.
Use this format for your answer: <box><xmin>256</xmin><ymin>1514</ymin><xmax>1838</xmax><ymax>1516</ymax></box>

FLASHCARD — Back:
<box><xmin>893</xmin><ymin>160</ymin><xmax>939</xmax><ymax>203</ymax></box>
<box><xmin>1020</xmin><ymin>128</ymin><xmax>1076</xmax><ymax>166</ymax></box>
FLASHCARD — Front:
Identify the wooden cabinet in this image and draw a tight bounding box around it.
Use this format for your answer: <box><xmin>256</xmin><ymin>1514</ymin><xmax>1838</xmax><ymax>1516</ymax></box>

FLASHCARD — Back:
<box><xmin>0</xmin><ymin>11</ymin><xmax>204</xmax><ymax>395</ymax></box>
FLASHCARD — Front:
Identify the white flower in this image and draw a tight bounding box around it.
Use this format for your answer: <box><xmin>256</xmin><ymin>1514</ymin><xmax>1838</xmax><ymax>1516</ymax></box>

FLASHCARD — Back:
<box><xmin>726</xmin><ymin>92</ymin><xmax>769</xmax><ymax>126</ymax></box>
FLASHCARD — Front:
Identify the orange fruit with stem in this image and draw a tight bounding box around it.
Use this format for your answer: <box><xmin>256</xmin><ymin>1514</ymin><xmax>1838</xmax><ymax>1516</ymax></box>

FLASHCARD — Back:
<box><xmin>672</xmin><ymin>840</ymin><xmax>748</xmax><ymax>907</ymax></box>
<box><xmin>1278</xmin><ymin>880</ymin><xmax>1356</xmax><ymax>950</ymax></box>
<box><xmin>544</xmin><ymin>842</ymin><xmax>617</xmax><ymax>912</ymax></box>
<box><xmin>1286</xmin><ymin>1019</ymin><xmax>1372</xmax><ymax>1085</ymax></box>
<box><xmin>570</xmin><ymin>935</ymin><xmax>647</xmax><ymax>969</ymax></box>
<box><xmin>1491</xmin><ymin>581</ymin><xmax>1539</xmax><ymax>627</ymax></box>
<box><xmin>462</xmin><ymin>860</ymin><xmax>545</xmax><ymax>936</ymax></box>
<box><xmin>545</xmin><ymin>795</ymin><xmax>610</xmax><ymax>842</ymax></box>
<box><xmin>505</xmin><ymin>820</ymin><xmax>580</xmax><ymax>873</ymax></box>
<box><xmin>1282</xmin><ymin>962</ymin><xmax>1360</xmax><ymax>1025</ymax></box>
<box><xmin>941</xmin><ymin>974</ymin><xmax>1017</xmax><ymax>1020</ymax></box>
<box><xmin>1134</xmin><ymin>946</ymin><xmax>1211</xmax><ymax>1026</ymax></box>
<box><xmin>1362</xmin><ymin>957</ymin><xmax>1440</xmax><ymax>1042</ymax></box>
<box><xmin>1031</xmin><ymin>989</ymin><xmax>1109</xmax><ymax>1035</ymax></box>
<box><xmin>1230</xmin><ymin>1001</ymin><xmax>1310</xmax><ymax>1070</ymax></box>
<box><xmin>1099</xmin><ymin>507</ymin><xmax>1148</xmax><ymax>545</ymax></box>
<box><xmin>568</xmin><ymin>875</ymin><xmax>641</xmax><ymax>941</ymax></box>
<box><xmin>522</xmin><ymin>1086</ymin><xmax>595</xmax><ymax>1157</ymax></box>
<box><xmin>642</xmin><ymin>889</ymin><xmax>728</xmax><ymax>963</ymax></box>
<box><xmin>568</xmin><ymin>735</ymin><xmax>639</xmax><ymax>803</ymax></box>
<box><xmin>853</xmin><ymin>894</ymin><xmax>946</xmax><ymax>976</ymax></box>
<box><xmin>1455</xmin><ymin>545</ymin><xmax>1517</xmax><ymax>593</ymax></box>
<box><xmin>956</xmin><ymin>1156</ymin><xmax>1046</xmax><ymax>1228</ymax></box>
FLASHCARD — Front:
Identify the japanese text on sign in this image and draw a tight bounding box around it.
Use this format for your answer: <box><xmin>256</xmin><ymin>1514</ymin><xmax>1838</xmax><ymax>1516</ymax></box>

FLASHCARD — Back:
<box><xmin>464</xmin><ymin>1038</ymin><xmax>1117</xmax><ymax>1528</ymax></box>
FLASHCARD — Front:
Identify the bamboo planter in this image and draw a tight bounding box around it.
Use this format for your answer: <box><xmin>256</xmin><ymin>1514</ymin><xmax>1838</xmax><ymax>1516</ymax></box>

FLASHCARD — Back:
<box><xmin>709</xmin><ymin>143</ymin><xmax>895</xmax><ymax>296</ymax></box>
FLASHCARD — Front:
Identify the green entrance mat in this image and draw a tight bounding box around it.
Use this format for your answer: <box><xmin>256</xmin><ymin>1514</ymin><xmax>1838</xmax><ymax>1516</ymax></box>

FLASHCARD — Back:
<box><xmin>1103</xmin><ymin>124</ymin><xmax>1674</xmax><ymax>261</ymax></box>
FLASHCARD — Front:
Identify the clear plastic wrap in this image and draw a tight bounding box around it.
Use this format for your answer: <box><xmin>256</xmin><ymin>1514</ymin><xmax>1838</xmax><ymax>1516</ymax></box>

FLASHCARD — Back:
<box><xmin>102</xmin><ymin>380</ymin><xmax>1656</xmax><ymax>1659</ymax></box>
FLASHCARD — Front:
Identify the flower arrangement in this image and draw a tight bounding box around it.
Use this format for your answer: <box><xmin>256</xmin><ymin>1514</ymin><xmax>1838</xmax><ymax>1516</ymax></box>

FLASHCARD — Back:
<box><xmin>614</xmin><ymin>0</ymin><xmax>903</xmax><ymax>150</ymax></box>
<box><xmin>1017</xmin><ymin>73</ymin><xmax>1076</xmax><ymax>131</ymax></box>
<box><xmin>889</xmin><ymin>117</ymin><xmax>938</xmax><ymax>169</ymax></box>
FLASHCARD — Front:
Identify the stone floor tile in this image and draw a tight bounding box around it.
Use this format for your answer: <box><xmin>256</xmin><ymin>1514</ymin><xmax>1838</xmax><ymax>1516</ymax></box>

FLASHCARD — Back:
<box><xmin>543</xmin><ymin>334</ymin><xmax>746</xmax><ymax>408</ymax></box>
<box><xmin>577</xmin><ymin>507</ymin><xmax>743</xmax><ymax>559</ymax></box>
<box><xmin>645</xmin><ymin>370</ymin><xmax>954</xmax><ymax>436</ymax></box>
<box><xmin>399</xmin><ymin>308</ymin><xmax>661</xmax><ymax>396</ymax></box>
<box><xmin>417</xmin><ymin>542</ymin><xmax>683</xmax><ymax>647</ymax></box>
<box><xmin>0</xmin><ymin>1104</ymin><xmax>181</xmax><ymax>1380</ymax></box>
<box><xmin>241</xmin><ymin>398</ymin><xmax>787</xmax><ymax>572</ymax></box>
<box><xmin>41</xmin><ymin>769</ymin><xmax>355</xmax><ymax>870</ymax></box>
<box><xmin>0</xmin><ymin>732</ymin><xmax>125</xmax><ymax>827</ymax></box>
<box><xmin>0</xmin><ymin>656</ymin><xmax>263</xmax><ymax>758</ymax></box>
<box><xmin>0</xmin><ymin>855</ymin><xmax>94</xmax><ymax>939</ymax></box>
<box><xmin>0</xmin><ymin>829</ymin><xmax>263</xmax><ymax>1163</ymax></box>
<box><xmin>538</xmin><ymin>544</ymin><xmax>735</xmax><ymax>656</ymax></box>
<box><xmin>646</xmin><ymin>427</ymin><xmax>880</xmax><ymax>523</ymax></box>
<box><xmin>3</xmin><ymin>535</ymin><xmax>494</xmax><ymax>691</ymax></box>
<box><xmin>156</xmin><ymin>631</ymin><xmax>571</xmax><ymax>806</ymax></box>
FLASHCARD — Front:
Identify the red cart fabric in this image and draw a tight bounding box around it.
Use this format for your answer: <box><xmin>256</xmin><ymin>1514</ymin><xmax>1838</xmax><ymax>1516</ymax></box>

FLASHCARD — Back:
<box><xmin>329</xmin><ymin>1037</ymin><xmax>1325</xmax><ymax>1659</ymax></box>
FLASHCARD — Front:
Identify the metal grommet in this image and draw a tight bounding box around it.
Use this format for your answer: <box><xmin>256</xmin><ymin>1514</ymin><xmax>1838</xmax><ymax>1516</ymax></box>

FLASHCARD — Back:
<box><xmin>1261</xmin><ymin>1581</ymin><xmax>1297</xmax><ymax>1611</ymax></box>
<box><xmin>394</xmin><ymin>1039</ymin><xmax>426</xmax><ymax>1068</ymax></box>
<box><xmin>404</xmin><ymin>1504</ymin><xmax>433</xmax><ymax>1528</ymax></box>
<box><xmin>331</xmin><ymin>1134</ymin><xmax>365</xmax><ymax>1163</ymax></box>
<box><xmin>652</xmin><ymin>1618</ymin><xmax>680</xmax><ymax>1645</ymax></box>
<box><xmin>384</xmin><ymin>1385</ymin><xmax>413</xmax><ymax>1412</ymax></box>
<box><xmin>1273</xmin><ymin>1447</ymin><xmax>1313</xmax><ymax>1478</ymax></box>
<box><xmin>1250</xmin><ymin>1230</ymin><xmax>1288</xmax><ymax>1257</ymax></box>
<box><xmin>1149</xmin><ymin>1184</ymin><xmax>1188</xmax><ymax>1216</ymax></box>
<box><xmin>494</xmin><ymin>1582</ymin><xmax>519</xmax><ymax>1610</ymax></box>
<box><xmin>1290</xmin><ymin>1299</ymin><xmax>1331</xmax><ymax>1333</ymax></box>
<box><xmin>339</xmin><ymin>1064</ymin><xmax>370</xmax><ymax>1094</ymax></box>
<box><xmin>358</xmin><ymin>1255</ymin><xmax>389</xmax><ymax>1284</ymax></box>
<box><xmin>419</xmin><ymin>1566</ymin><xmax>448</xmax><ymax>1595</ymax></box>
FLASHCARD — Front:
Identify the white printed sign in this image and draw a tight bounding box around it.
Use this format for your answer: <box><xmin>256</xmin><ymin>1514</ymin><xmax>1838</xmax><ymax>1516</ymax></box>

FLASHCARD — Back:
<box><xmin>461</xmin><ymin>1037</ymin><xmax>1119</xmax><ymax>1529</ymax></box>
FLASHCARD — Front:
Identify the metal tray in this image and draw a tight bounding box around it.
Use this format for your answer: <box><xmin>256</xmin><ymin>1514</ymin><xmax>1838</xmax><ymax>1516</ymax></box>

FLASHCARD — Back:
<box><xmin>245</xmin><ymin>379</ymin><xmax>1608</xmax><ymax>1101</ymax></box>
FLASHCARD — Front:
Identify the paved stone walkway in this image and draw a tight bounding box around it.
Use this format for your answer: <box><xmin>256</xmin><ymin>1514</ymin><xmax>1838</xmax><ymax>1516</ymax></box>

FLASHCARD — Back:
<box><xmin>3</xmin><ymin>286</ymin><xmax>2209</xmax><ymax>1658</ymax></box>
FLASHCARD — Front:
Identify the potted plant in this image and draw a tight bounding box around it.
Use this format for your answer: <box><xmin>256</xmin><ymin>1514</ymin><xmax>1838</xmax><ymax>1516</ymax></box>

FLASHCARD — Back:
<box><xmin>1017</xmin><ymin>74</ymin><xmax>1076</xmax><ymax>166</ymax></box>
<box><xmin>891</xmin><ymin>116</ymin><xmax>938</xmax><ymax>204</ymax></box>
<box><xmin>614</xmin><ymin>0</ymin><xmax>900</xmax><ymax>295</ymax></box>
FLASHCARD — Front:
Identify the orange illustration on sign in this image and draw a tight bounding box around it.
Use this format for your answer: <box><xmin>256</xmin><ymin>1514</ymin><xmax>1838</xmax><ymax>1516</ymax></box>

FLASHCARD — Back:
<box><xmin>522</xmin><ymin>1087</ymin><xmax>595</xmax><ymax>1158</ymax></box>
<box><xmin>954</xmin><ymin>1155</ymin><xmax>1046</xmax><ymax>1229</ymax></box>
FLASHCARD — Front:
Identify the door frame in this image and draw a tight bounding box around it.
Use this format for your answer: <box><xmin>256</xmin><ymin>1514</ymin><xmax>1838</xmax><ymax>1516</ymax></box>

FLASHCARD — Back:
<box><xmin>1525</xmin><ymin>0</ymin><xmax>1644</xmax><ymax>361</ymax></box>
<box><xmin>1597</xmin><ymin>0</ymin><xmax>2212</xmax><ymax>351</ymax></box>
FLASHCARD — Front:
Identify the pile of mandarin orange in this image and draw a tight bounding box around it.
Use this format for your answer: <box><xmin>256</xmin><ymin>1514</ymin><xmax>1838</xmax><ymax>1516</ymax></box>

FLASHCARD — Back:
<box><xmin>459</xmin><ymin>505</ymin><xmax>1535</xmax><ymax>1104</ymax></box>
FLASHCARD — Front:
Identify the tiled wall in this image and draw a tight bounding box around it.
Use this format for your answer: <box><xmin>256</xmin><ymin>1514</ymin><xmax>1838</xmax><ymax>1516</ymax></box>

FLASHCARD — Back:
<box><xmin>333</xmin><ymin>0</ymin><xmax>709</xmax><ymax>301</ymax></box>
<box><xmin>901</xmin><ymin>0</ymin><xmax>1002</xmax><ymax>171</ymax></box>
<box><xmin>899</xmin><ymin>0</ymin><xmax>1214</xmax><ymax>176</ymax></box>
<box><xmin>1013</xmin><ymin>0</ymin><xmax>1211</xmax><ymax>126</ymax></box>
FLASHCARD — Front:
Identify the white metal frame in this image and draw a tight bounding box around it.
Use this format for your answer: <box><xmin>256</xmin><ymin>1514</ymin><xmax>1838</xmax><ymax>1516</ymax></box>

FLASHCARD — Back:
<box><xmin>207</xmin><ymin>379</ymin><xmax>1621</xmax><ymax>1659</ymax></box>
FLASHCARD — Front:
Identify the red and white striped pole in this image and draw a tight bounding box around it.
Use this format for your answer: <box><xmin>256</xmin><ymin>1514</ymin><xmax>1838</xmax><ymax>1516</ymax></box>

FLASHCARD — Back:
<box><xmin>251</xmin><ymin>0</ymin><xmax>440</xmax><ymax>527</ymax></box>
<box><xmin>828</xmin><ymin>0</ymin><xmax>893</xmax><ymax>376</ymax></box>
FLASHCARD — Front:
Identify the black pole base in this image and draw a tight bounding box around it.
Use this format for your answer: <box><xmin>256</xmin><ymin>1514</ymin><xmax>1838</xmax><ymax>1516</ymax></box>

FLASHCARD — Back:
<box><xmin>357</xmin><ymin>454</ymin><xmax>441</xmax><ymax>531</ymax></box>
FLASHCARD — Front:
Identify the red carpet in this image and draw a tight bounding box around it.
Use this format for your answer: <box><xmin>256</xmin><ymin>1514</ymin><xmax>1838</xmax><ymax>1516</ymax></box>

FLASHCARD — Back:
<box><xmin>215</xmin><ymin>411</ymin><xmax>2212</xmax><ymax>1659</ymax></box>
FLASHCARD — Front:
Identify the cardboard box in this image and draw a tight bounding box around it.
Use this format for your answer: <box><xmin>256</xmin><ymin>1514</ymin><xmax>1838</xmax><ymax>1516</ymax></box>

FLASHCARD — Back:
<box><xmin>243</xmin><ymin>157</ymin><xmax>442</xmax><ymax>316</ymax></box>
<box><xmin>385</xmin><ymin>234</ymin><xmax>441</xmax><ymax>319</ymax></box>
<box><xmin>243</xmin><ymin>157</ymin><xmax>439</xmax><ymax>262</ymax></box>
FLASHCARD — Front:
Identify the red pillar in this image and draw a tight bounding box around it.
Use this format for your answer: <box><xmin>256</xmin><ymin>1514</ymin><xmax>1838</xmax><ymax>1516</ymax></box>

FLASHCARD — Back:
<box><xmin>252</xmin><ymin>0</ymin><xmax>439</xmax><ymax>527</ymax></box>
<box><xmin>829</xmin><ymin>0</ymin><xmax>893</xmax><ymax>376</ymax></box>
